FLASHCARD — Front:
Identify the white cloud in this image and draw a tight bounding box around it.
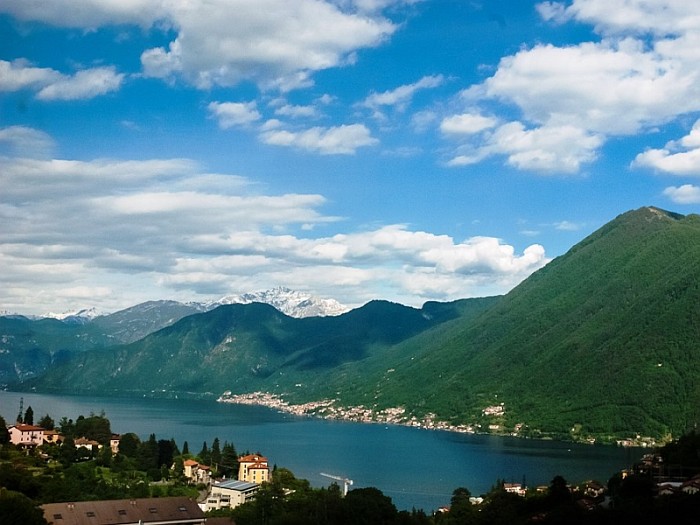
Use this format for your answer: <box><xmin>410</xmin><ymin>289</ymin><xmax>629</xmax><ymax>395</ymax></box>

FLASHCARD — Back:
<box><xmin>0</xmin><ymin>59</ymin><xmax>62</xmax><ymax>91</ymax></box>
<box><xmin>0</xmin><ymin>60</ymin><xmax>123</xmax><ymax>100</ymax></box>
<box><xmin>208</xmin><ymin>101</ymin><xmax>262</xmax><ymax>129</ymax></box>
<box><xmin>35</xmin><ymin>66</ymin><xmax>124</xmax><ymax>101</ymax></box>
<box><xmin>362</xmin><ymin>74</ymin><xmax>445</xmax><ymax>111</ymax></box>
<box><xmin>447</xmin><ymin>121</ymin><xmax>602</xmax><ymax>173</ymax></box>
<box><xmin>0</xmin><ymin>126</ymin><xmax>55</xmax><ymax>158</ymax></box>
<box><xmin>260</xmin><ymin>123</ymin><xmax>378</xmax><ymax>154</ymax></box>
<box><xmin>553</xmin><ymin>220</ymin><xmax>583</xmax><ymax>231</ymax></box>
<box><xmin>632</xmin><ymin>119</ymin><xmax>700</xmax><ymax>175</ymax></box>
<box><xmin>440</xmin><ymin>113</ymin><xmax>497</xmax><ymax>135</ymax></box>
<box><xmin>274</xmin><ymin>104</ymin><xmax>319</xmax><ymax>118</ymax></box>
<box><xmin>663</xmin><ymin>184</ymin><xmax>700</xmax><ymax>204</ymax></box>
<box><xmin>140</xmin><ymin>0</ymin><xmax>398</xmax><ymax>90</ymax></box>
<box><xmin>0</xmin><ymin>0</ymin><xmax>166</xmax><ymax>28</ymax></box>
<box><xmin>1</xmin><ymin>128</ymin><xmax>549</xmax><ymax>313</ymax></box>
<box><xmin>545</xmin><ymin>0</ymin><xmax>700</xmax><ymax>37</ymax></box>
<box><xmin>443</xmin><ymin>1</ymin><xmax>700</xmax><ymax>173</ymax></box>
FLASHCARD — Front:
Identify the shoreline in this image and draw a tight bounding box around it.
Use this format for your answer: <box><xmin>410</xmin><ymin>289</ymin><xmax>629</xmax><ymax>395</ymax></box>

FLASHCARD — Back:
<box><xmin>216</xmin><ymin>391</ymin><xmax>655</xmax><ymax>448</ymax></box>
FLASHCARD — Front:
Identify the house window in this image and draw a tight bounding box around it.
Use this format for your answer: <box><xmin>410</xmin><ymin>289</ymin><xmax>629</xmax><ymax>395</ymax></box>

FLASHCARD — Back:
<box><xmin>86</xmin><ymin>512</ymin><xmax>96</xmax><ymax>517</ymax></box>
<box><xmin>53</xmin><ymin>514</ymin><xmax>63</xmax><ymax>520</ymax></box>
<box><xmin>118</xmin><ymin>510</ymin><xmax>127</xmax><ymax>516</ymax></box>
<box><xmin>149</xmin><ymin>508</ymin><xmax>158</xmax><ymax>513</ymax></box>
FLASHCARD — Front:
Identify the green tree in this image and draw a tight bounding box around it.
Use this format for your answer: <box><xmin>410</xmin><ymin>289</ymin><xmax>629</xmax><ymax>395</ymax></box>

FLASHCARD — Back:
<box><xmin>0</xmin><ymin>488</ymin><xmax>47</xmax><ymax>525</ymax></box>
<box><xmin>198</xmin><ymin>441</ymin><xmax>211</xmax><ymax>465</ymax></box>
<box><xmin>58</xmin><ymin>417</ymin><xmax>75</xmax><ymax>437</ymax></box>
<box><xmin>344</xmin><ymin>487</ymin><xmax>397</xmax><ymax>525</ymax></box>
<box><xmin>0</xmin><ymin>415</ymin><xmax>8</xmax><ymax>444</ymax></box>
<box><xmin>75</xmin><ymin>413</ymin><xmax>111</xmax><ymax>444</ymax></box>
<box><xmin>221</xmin><ymin>441</ymin><xmax>238</xmax><ymax>478</ymax></box>
<box><xmin>24</xmin><ymin>405</ymin><xmax>34</xmax><ymax>425</ymax></box>
<box><xmin>182</xmin><ymin>440</ymin><xmax>189</xmax><ymax>455</ymax></box>
<box><xmin>38</xmin><ymin>414</ymin><xmax>55</xmax><ymax>430</ymax></box>
<box><xmin>59</xmin><ymin>435</ymin><xmax>78</xmax><ymax>466</ymax></box>
<box><xmin>211</xmin><ymin>437</ymin><xmax>222</xmax><ymax>468</ymax></box>
<box><xmin>117</xmin><ymin>433</ymin><xmax>140</xmax><ymax>458</ymax></box>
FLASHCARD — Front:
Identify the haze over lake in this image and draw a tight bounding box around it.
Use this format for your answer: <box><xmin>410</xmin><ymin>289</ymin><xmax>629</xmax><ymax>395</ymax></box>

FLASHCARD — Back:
<box><xmin>0</xmin><ymin>391</ymin><xmax>641</xmax><ymax>512</ymax></box>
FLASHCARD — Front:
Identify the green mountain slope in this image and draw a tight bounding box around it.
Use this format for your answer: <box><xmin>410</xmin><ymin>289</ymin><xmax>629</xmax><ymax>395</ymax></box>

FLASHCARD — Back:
<box><xmin>25</xmin><ymin>298</ymin><xmax>490</xmax><ymax>397</ymax></box>
<box><xmin>358</xmin><ymin>207</ymin><xmax>700</xmax><ymax>440</ymax></box>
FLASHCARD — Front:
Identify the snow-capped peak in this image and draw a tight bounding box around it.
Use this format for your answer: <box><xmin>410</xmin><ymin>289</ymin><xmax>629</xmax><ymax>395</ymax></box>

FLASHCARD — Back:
<box><xmin>42</xmin><ymin>307</ymin><xmax>105</xmax><ymax>323</ymax></box>
<box><xmin>207</xmin><ymin>287</ymin><xmax>349</xmax><ymax>318</ymax></box>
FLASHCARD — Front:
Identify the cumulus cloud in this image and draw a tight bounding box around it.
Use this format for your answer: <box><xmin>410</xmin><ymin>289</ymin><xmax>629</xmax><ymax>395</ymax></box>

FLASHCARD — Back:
<box><xmin>447</xmin><ymin>121</ymin><xmax>602</xmax><ymax>173</ymax></box>
<box><xmin>663</xmin><ymin>184</ymin><xmax>700</xmax><ymax>204</ymax></box>
<box><xmin>632</xmin><ymin>119</ymin><xmax>700</xmax><ymax>175</ymax></box>
<box><xmin>2</xmin><ymin>1</ymin><xmax>399</xmax><ymax>91</ymax></box>
<box><xmin>0</xmin><ymin>126</ymin><xmax>55</xmax><ymax>158</ymax></box>
<box><xmin>440</xmin><ymin>113</ymin><xmax>497</xmax><ymax>135</ymax></box>
<box><xmin>208</xmin><ymin>101</ymin><xmax>262</xmax><ymax>129</ymax></box>
<box><xmin>36</xmin><ymin>66</ymin><xmax>124</xmax><ymax>101</ymax></box>
<box><xmin>443</xmin><ymin>1</ymin><xmax>700</xmax><ymax>173</ymax></box>
<box><xmin>141</xmin><ymin>0</ymin><xmax>397</xmax><ymax>89</ymax></box>
<box><xmin>1</xmin><ymin>126</ymin><xmax>548</xmax><ymax>313</ymax></box>
<box><xmin>0</xmin><ymin>60</ymin><xmax>124</xmax><ymax>100</ymax></box>
<box><xmin>260</xmin><ymin>123</ymin><xmax>378</xmax><ymax>154</ymax></box>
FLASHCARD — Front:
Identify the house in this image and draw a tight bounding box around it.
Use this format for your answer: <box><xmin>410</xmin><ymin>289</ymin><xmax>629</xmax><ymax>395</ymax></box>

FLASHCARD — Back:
<box><xmin>74</xmin><ymin>437</ymin><xmax>102</xmax><ymax>452</ymax></box>
<box><xmin>183</xmin><ymin>459</ymin><xmax>211</xmax><ymax>485</ymax></box>
<box><xmin>503</xmin><ymin>483</ymin><xmax>527</xmax><ymax>497</ymax></box>
<box><xmin>238</xmin><ymin>454</ymin><xmax>270</xmax><ymax>484</ymax></box>
<box><xmin>110</xmin><ymin>434</ymin><xmax>121</xmax><ymax>455</ymax></box>
<box><xmin>8</xmin><ymin>424</ymin><xmax>45</xmax><ymax>448</ymax></box>
<box><xmin>43</xmin><ymin>429</ymin><xmax>64</xmax><ymax>445</ymax></box>
<box><xmin>582</xmin><ymin>480</ymin><xmax>606</xmax><ymax>499</ymax></box>
<box><xmin>41</xmin><ymin>497</ymin><xmax>204</xmax><ymax>525</ymax></box>
<box><xmin>205</xmin><ymin>480</ymin><xmax>260</xmax><ymax>511</ymax></box>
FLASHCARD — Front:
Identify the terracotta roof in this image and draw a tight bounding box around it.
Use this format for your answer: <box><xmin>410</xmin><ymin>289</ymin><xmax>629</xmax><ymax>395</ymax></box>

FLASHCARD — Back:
<box><xmin>10</xmin><ymin>424</ymin><xmax>45</xmax><ymax>432</ymax></box>
<box><xmin>184</xmin><ymin>459</ymin><xmax>199</xmax><ymax>466</ymax></box>
<box><xmin>41</xmin><ymin>497</ymin><xmax>204</xmax><ymax>525</ymax></box>
<box><xmin>239</xmin><ymin>454</ymin><xmax>267</xmax><ymax>463</ymax></box>
<box><xmin>248</xmin><ymin>463</ymin><xmax>269</xmax><ymax>470</ymax></box>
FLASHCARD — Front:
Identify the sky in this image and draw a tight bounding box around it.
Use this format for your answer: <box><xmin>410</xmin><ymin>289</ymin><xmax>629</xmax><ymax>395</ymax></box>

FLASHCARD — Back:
<box><xmin>2</xmin><ymin>0</ymin><xmax>700</xmax><ymax>316</ymax></box>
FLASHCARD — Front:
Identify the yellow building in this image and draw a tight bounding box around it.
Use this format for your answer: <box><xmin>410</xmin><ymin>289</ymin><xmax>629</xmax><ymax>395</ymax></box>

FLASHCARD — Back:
<box><xmin>238</xmin><ymin>454</ymin><xmax>270</xmax><ymax>483</ymax></box>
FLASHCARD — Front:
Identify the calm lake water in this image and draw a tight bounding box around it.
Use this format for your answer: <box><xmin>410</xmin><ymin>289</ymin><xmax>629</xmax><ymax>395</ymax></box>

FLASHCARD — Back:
<box><xmin>0</xmin><ymin>391</ymin><xmax>641</xmax><ymax>511</ymax></box>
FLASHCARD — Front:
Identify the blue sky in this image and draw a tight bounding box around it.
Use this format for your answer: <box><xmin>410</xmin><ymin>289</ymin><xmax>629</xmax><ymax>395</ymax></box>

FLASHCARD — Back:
<box><xmin>2</xmin><ymin>0</ymin><xmax>700</xmax><ymax>315</ymax></box>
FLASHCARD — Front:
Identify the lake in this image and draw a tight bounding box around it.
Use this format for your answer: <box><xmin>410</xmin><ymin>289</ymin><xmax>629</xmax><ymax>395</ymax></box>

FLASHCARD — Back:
<box><xmin>0</xmin><ymin>391</ymin><xmax>641</xmax><ymax>511</ymax></box>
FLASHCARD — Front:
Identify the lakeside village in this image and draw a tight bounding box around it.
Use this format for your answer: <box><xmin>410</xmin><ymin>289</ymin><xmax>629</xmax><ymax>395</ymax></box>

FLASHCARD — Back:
<box><xmin>5</xmin><ymin>405</ymin><xmax>700</xmax><ymax>525</ymax></box>
<box><xmin>217</xmin><ymin>390</ymin><xmax>658</xmax><ymax>448</ymax></box>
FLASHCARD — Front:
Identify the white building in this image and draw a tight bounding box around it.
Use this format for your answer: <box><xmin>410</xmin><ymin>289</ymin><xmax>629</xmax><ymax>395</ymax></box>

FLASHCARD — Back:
<box><xmin>205</xmin><ymin>480</ymin><xmax>259</xmax><ymax>511</ymax></box>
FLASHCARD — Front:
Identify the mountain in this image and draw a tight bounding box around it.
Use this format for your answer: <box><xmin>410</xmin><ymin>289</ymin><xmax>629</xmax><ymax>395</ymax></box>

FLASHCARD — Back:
<box><xmin>8</xmin><ymin>207</ymin><xmax>700</xmax><ymax>441</ymax></box>
<box><xmin>206</xmin><ymin>287</ymin><xmax>350</xmax><ymax>317</ymax></box>
<box><xmin>21</xmin><ymin>298</ymin><xmax>488</xmax><ymax>397</ymax></box>
<box><xmin>348</xmin><ymin>207</ymin><xmax>700</xmax><ymax>440</ymax></box>
<box><xmin>0</xmin><ymin>316</ymin><xmax>114</xmax><ymax>385</ymax></box>
<box><xmin>91</xmin><ymin>300</ymin><xmax>207</xmax><ymax>344</ymax></box>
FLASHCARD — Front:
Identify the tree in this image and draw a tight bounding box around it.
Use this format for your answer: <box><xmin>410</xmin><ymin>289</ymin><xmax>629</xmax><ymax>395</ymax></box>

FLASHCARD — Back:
<box><xmin>58</xmin><ymin>417</ymin><xmax>75</xmax><ymax>437</ymax></box>
<box><xmin>0</xmin><ymin>488</ymin><xmax>47</xmax><ymax>525</ymax></box>
<box><xmin>198</xmin><ymin>441</ymin><xmax>211</xmax><ymax>465</ymax></box>
<box><xmin>221</xmin><ymin>441</ymin><xmax>238</xmax><ymax>478</ymax></box>
<box><xmin>446</xmin><ymin>487</ymin><xmax>475</xmax><ymax>523</ymax></box>
<box><xmin>24</xmin><ymin>406</ymin><xmax>34</xmax><ymax>425</ymax></box>
<box><xmin>38</xmin><ymin>414</ymin><xmax>55</xmax><ymax>430</ymax></box>
<box><xmin>0</xmin><ymin>415</ymin><xmax>8</xmax><ymax>445</ymax></box>
<box><xmin>182</xmin><ymin>441</ymin><xmax>189</xmax><ymax>455</ymax></box>
<box><xmin>117</xmin><ymin>433</ymin><xmax>140</xmax><ymax>458</ymax></box>
<box><xmin>211</xmin><ymin>437</ymin><xmax>222</xmax><ymax>468</ymax></box>
<box><xmin>75</xmin><ymin>413</ymin><xmax>112</xmax><ymax>444</ymax></box>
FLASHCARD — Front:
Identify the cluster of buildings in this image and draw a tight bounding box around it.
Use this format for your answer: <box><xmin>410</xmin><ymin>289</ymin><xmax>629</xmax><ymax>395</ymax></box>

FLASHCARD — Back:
<box><xmin>182</xmin><ymin>453</ymin><xmax>271</xmax><ymax>512</ymax></box>
<box><xmin>7</xmin><ymin>422</ymin><xmax>273</xmax><ymax>515</ymax></box>
<box><xmin>7</xmin><ymin>423</ymin><xmax>120</xmax><ymax>454</ymax></box>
